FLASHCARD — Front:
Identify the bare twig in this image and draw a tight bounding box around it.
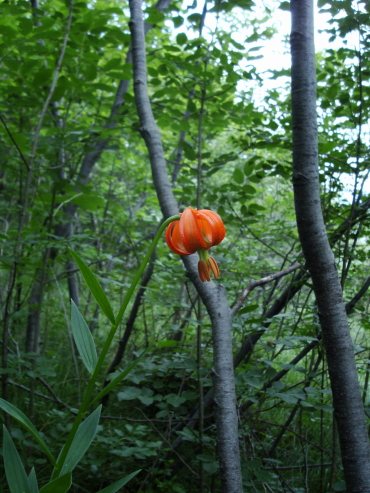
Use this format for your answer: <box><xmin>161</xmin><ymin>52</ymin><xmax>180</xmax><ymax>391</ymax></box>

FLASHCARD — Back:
<box><xmin>0</xmin><ymin>114</ymin><xmax>30</xmax><ymax>170</ymax></box>
<box><xmin>231</xmin><ymin>263</ymin><xmax>302</xmax><ymax>317</ymax></box>
<box><xmin>8</xmin><ymin>380</ymin><xmax>75</xmax><ymax>413</ymax></box>
<box><xmin>138</xmin><ymin>409</ymin><xmax>199</xmax><ymax>478</ymax></box>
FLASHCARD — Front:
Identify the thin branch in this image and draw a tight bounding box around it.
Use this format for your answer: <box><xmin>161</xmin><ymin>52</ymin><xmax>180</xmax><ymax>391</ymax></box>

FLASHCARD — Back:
<box><xmin>0</xmin><ymin>114</ymin><xmax>30</xmax><ymax>170</ymax></box>
<box><xmin>231</xmin><ymin>263</ymin><xmax>301</xmax><ymax>317</ymax></box>
<box><xmin>264</xmin><ymin>462</ymin><xmax>333</xmax><ymax>471</ymax></box>
<box><xmin>8</xmin><ymin>380</ymin><xmax>75</xmax><ymax>413</ymax></box>
<box><xmin>138</xmin><ymin>409</ymin><xmax>199</xmax><ymax>478</ymax></box>
<box><xmin>30</xmin><ymin>0</ymin><xmax>75</xmax><ymax>168</ymax></box>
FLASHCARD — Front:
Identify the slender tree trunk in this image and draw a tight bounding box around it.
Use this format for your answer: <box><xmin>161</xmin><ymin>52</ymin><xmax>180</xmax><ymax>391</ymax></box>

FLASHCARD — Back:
<box><xmin>128</xmin><ymin>0</ymin><xmax>243</xmax><ymax>490</ymax></box>
<box><xmin>290</xmin><ymin>1</ymin><xmax>370</xmax><ymax>490</ymax></box>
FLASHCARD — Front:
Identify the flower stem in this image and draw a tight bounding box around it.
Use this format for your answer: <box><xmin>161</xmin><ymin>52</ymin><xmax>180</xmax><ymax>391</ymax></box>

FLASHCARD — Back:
<box><xmin>52</xmin><ymin>215</ymin><xmax>180</xmax><ymax>479</ymax></box>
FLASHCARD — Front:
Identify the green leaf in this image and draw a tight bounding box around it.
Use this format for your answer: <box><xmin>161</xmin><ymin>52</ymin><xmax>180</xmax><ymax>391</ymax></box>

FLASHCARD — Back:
<box><xmin>279</xmin><ymin>1</ymin><xmax>290</xmax><ymax>11</ymax></box>
<box><xmin>230</xmin><ymin>38</ymin><xmax>244</xmax><ymax>50</ymax></box>
<box><xmin>156</xmin><ymin>340</ymin><xmax>179</xmax><ymax>348</ymax></box>
<box><xmin>242</xmin><ymin>184</ymin><xmax>256</xmax><ymax>195</ymax></box>
<box><xmin>254</xmin><ymin>469</ymin><xmax>274</xmax><ymax>482</ymax></box>
<box><xmin>276</xmin><ymin>393</ymin><xmax>297</xmax><ymax>404</ymax></box>
<box><xmin>39</xmin><ymin>473</ymin><xmax>72</xmax><ymax>493</ymax></box>
<box><xmin>71</xmin><ymin>300</ymin><xmax>98</xmax><ymax>374</ymax></box>
<box><xmin>176</xmin><ymin>32</ymin><xmax>187</xmax><ymax>45</ymax></box>
<box><xmin>102</xmin><ymin>58</ymin><xmax>122</xmax><ymax>72</ymax></box>
<box><xmin>188</xmin><ymin>13</ymin><xmax>202</xmax><ymax>23</ymax></box>
<box><xmin>59</xmin><ymin>406</ymin><xmax>102</xmax><ymax>475</ymax></box>
<box><xmin>180</xmin><ymin>141</ymin><xmax>196</xmax><ymax>159</ymax></box>
<box><xmin>96</xmin><ymin>470</ymin><xmax>141</xmax><ymax>493</ymax></box>
<box><xmin>145</xmin><ymin>7</ymin><xmax>164</xmax><ymax>24</ymax></box>
<box><xmin>28</xmin><ymin>468</ymin><xmax>38</xmax><ymax>493</ymax></box>
<box><xmin>71</xmin><ymin>193</ymin><xmax>105</xmax><ymax>211</ymax></box>
<box><xmin>90</xmin><ymin>350</ymin><xmax>147</xmax><ymax>406</ymax></box>
<box><xmin>3</xmin><ymin>425</ymin><xmax>31</xmax><ymax>493</ymax></box>
<box><xmin>172</xmin><ymin>15</ymin><xmax>183</xmax><ymax>28</ymax></box>
<box><xmin>238</xmin><ymin>304</ymin><xmax>259</xmax><ymax>315</ymax></box>
<box><xmin>117</xmin><ymin>387</ymin><xmax>141</xmax><ymax>401</ymax></box>
<box><xmin>68</xmin><ymin>248</ymin><xmax>115</xmax><ymax>325</ymax></box>
<box><xmin>0</xmin><ymin>399</ymin><xmax>56</xmax><ymax>465</ymax></box>
<box><xmin>232</xmin><ymin>168</ymin><xmax>244</xmax><ymax>184</ymax></box>
<box><xmin>314</xmin><ymin>404</ymin><xmax>334</xmax><ymax>412</ymax></box>
<box><xmin>333</xmin><ymin>480</ymin><xmax>346</xmax><ymax>491</ymax></box>
<box><xmin>166</xmin><ymin>395</ymin><xmax>186</xmax><ymax>407</ymax></box>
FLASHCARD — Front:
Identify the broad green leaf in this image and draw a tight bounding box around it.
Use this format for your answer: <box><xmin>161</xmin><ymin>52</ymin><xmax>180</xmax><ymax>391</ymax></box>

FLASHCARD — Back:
<box><xmin>156</xmin><ymin>340</ymin><xmax>178</xmax><ymax>348</ymax></box>
<box><xmin>172</xmin><ymin>15</ymin><xmax>183</xmax><ymax>27</ymax></box>
<box><xmin>279</xmin><ymin>1</ymin><xmax>290</xmax><ymax>11</ymax></box>
<box><xmin>70</xmin><ymin>193</ymin><xmax>105</xmax><ymax>211</ymax></box>
<box><xmin>166</xmin><ymin>395</ymin><xmax>186</xmax><ymax>407</ymax></box>
<box><xmin>242</xmin><ymin>184</ymin><xmax>256</xmax><ymax>195</ymax></box>
<box><xmin>90</xmin><ymin>350</ymin><xmax>147</xmax><ymax>406</ymax></box>
<box><xmin>3</xmin><ymin>425</ymin><xmax>31</xmax><ymax>493</ymax></box>
<box><xmin>117</xmin><ymin>386</ymin><xmax>141</xmax><ymax>401</ymax></box>
<box><xmin>232</xmin><ymin>168</ymin><xmax>244</xmax><ymax>184</ymax></box>
<box><xmin>196</xmin><ymin>454</ymin><xmax>216</xmax><ymax>463</ymax></box>
<box><xmin>238</xmin><ymin>304</ymin><xmax>259</xmax><ymax>315</ymax></box>
<box><xmin>244</xmin><ymin>161</ymin><xmax>255</xmax><ymax>176</ymax></box>
<box><xmin>68</xmin><ymin>248</ymin><xmax>115</xmax><ymax>325</ymax></box>
<box><xmin>333</xmin><ymin>480</ymin><xmax>346</xmax><ymax>491</ymax></box>
<box><xmin>59</xmin><ymin>405</ymin><xmax>102</xmax><ymax>475</ymax></box>
<box><xmin>277</xmin><ymin>393</ymin><xmax>298</xmax><ymax>404</ymax></box>
<box><xmin>96</xmin><ymin>470</ymin><xmax>141</xmax><ymax>493</ymax></box>
<box><xmin>102</xmin><ymin>57</ymin><xmax>122</xmax><ymax>72</ymax></box>
<box><xmin>254</xmin><ymin>469</ymin><xmax>275</xmax><ymax>482</ymax></box>
<box><xmin>188</xmin><ymin>13</ymin><xmax>202</xmax><ymax>23</ymax></box>
<box><xmin>28</xmin><ymin>468</ymin><xmax>38</xmax><ymax>493</ymax></box>
<box><xmin>144</xmin><ymin>7</ymin><xmax>164</xmax><ymax>24</ymax></box>
<box><xmin>71</xmin><ymin>300</ymin><xmax>97</xmax><ymax>374</ymax></box>
<box><xmin>0</xmin><ymin>399</ymin><xmax>56</xmax><ymax>465</ymax></box>
<box><xmin>176</xmin><ymin>32</ymin><xmax>187</xmax><ymax>45</ymax></box>
<box><xmin>39</xmin><ymin>473</ymin><xmax>72</xmax><ymax>493</ymax></box>
<box><xmin>203</xmin><ymin>462</ymin><xmax>218</xmax><ymax>474</ymax></box>
<box><xmin>230</xmin><ymin>38</ymin><xmax>244</xmax><ymax>50</ymax></box>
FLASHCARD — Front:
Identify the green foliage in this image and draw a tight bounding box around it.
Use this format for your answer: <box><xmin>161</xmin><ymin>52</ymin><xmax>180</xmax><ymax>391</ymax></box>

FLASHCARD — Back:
<box><xmin>59</xmin><ymin>405</ymin><xmax>102</xmax><ymax>476</ymax></box>
<box><xmin>69</xmin><ymin>249</ymin><xmax>116</xmax><ymax>325</ymax></box>
<box><xmin>3</xmin><ymin>426</ymin><xmax>31</xmax><ymax>493</ymax></box>
<box><xmin>96</xmin><ymin>470</ymin><xmax>141</xmax><ymax>493</ymax></box>
<box><xmin>90</xmin><ymin>349</ymin><xmax>148</xmax><ymax>405</ymax></box>
<box><xmin>28</xmin><ymin>469</ymin><xmax>39</xmax><ymax>493</ymax></box>
<box><xmin>0</xmin><ymin>400</ymin><xmax>56</xmax><ymax>465</ymax></box>
<box><xmin>39</xmin><ymin>473</ymin><xmax>72</xmax><ymax>493</ymax></box>
<box><xmin>71</xmin><ymin>300</ymin><xmax>98</xmax><ymax>375</ymax></box>
<box><xmin>1</xmin><ymin>0</ymin><xmax>370</xmax><ymax>490</ymax></box>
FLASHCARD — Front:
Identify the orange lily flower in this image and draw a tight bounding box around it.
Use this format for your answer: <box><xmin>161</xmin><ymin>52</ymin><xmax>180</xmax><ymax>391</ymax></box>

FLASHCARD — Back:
<box><xmin>166</xmin><ymin>207</ymin><xmax>226</xmax><ymax>282</ymax></box>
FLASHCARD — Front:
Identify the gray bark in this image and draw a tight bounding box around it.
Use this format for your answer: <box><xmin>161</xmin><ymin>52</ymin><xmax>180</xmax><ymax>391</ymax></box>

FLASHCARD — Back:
<box><xmin>290</xmin><ymin>0</ymin><xmax>370</xmax><ymax>490</ymax></box>
<box><xmin>128</xmin><ymin>0</ymin><xmax>242</xmax><ymax>490</ymax></box>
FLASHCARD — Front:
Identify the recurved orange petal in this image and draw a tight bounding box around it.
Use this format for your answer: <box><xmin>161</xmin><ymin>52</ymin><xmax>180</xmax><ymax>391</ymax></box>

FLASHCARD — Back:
<box><xmin>166</xmin><ymin>220</ymin><xmax>191</xmax><ymax>255</ymax></box>
<box><xmin>179</xmin><ymin>208</ymin><xmax>209</xmax><ymax>252</ymax></box>
<box><xmin>197</xmin><ymin>210</ymin><xmax>226</xmax><ymax>247</ymax></box>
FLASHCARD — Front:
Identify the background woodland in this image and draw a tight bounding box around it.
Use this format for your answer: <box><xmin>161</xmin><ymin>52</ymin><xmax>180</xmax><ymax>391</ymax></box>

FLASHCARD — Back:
<box><xmin>1</xmin><ymin>0</ymin><xmax>370</xmax><ymax>491</ymax></box>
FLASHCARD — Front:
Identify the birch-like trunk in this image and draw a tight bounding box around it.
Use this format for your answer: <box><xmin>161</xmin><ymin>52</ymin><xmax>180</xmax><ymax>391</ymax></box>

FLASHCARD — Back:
<box><xmin>128</xmin><ymin>0</ymin><xmax>242</xmax><ymax>490</ymax></box>
<box><xmin>290</xmin><ymin>0</ymin><xmax>370</xmax><ymax>490</ymax></box>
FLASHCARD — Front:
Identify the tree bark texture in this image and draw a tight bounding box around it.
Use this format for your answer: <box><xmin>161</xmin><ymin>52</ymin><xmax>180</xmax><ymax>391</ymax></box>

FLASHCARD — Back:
<box><xmin>128</xmin><ymin>0</ymin><xmax>243</xmax><ymax>490</ymax></box>
<box><xmin>290</xmin><ymin>1</ymin><xmax>370</xmax><ymax>490</ymax></box>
